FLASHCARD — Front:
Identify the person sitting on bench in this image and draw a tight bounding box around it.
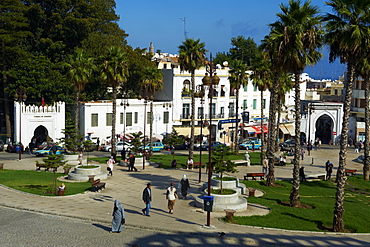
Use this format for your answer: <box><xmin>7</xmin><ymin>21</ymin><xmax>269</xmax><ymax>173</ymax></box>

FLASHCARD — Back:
<box><xmin>279</xmin><ymin>155</ymin><xmax>286</xmax><ymax>166</ymax></box>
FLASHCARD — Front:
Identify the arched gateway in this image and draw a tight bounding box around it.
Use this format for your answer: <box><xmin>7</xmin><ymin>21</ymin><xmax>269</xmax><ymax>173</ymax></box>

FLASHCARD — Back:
<box><xmin>14</xmin><ymin>102</ymin><xmax>65</xmax><ymax>149</ymax></box>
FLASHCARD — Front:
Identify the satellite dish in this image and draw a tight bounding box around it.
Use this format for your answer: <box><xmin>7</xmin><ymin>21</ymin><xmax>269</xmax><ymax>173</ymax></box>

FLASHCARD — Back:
<box><xmin>223</xmin><ymin>61</ymin><xmax>229</xmax><ymax>67</ymax></box>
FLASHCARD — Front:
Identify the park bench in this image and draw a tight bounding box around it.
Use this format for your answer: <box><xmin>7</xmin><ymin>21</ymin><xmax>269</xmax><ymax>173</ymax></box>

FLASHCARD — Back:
<box><xmin>193</xmin><ymin>162</ymin><xmax>205</xmax><ymax>168</ymax></box>
<box><xmin>90</xmin><ymin>179</ymin><xmax>106</xmax><ymax>192</ymax></box>
<box><xmin>244</xmin><ymin>172</ymin><xmax>265</xmax><ymax>181</ymax></box>
<box><xmin>345</xmin><ymin>169</ymin><xmax>357</xmax><ymax>176</ymax></box>
<box><xmin>36</xmin><ymin>164</ymin><xmax>57</xmax><ymax>172</ymax></box>
<box><xmin>305</xmin><ymin>173</ymin><xmax>326</xmax><ymax>181</ymax></box>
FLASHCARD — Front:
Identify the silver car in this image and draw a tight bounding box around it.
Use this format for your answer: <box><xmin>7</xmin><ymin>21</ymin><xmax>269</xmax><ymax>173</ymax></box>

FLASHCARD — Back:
<box><xmin>102</xmin><ymin>142</ymin><xmax>132</xmax><ymax>152</ymax></box>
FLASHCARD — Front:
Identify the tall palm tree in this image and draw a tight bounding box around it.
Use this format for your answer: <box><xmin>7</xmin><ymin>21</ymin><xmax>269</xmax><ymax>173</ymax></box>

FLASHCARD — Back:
<box><xmin>178</xmin><ymin>38</ymin><xmax>207</xmax><ymax>160</ymax></box>
<box><xmin>229</xmin><ymin>60</ymin><xmax>248</xmax><ymax>153</ymax></box>
<box><xmin>251</xmin><ymin>53</ymin><xmax>272</xmax><ymax>163</ymax></box>
<box><xmin>141</xmin><ymin>66</ymin><xmax>163</xmax><ymax>155</ymax></box>
<box><xmin>323</xmin><ymin>0</ymin><xmax>370</xmax><ymax>232</ymax></box>
<box><xmin>356</xmin><ymin>58</ymin><xmax>370</xmax><ymax>181</ymax></box>
<box><xmin>65</xmin><ymin>49</ymin><xmax>93</xmax><ymax>135</ymax></box>
<box><xmin>102</xmin><ymin>46</ymin><xmax>128</xmax><ymax>158</ymax></box>
<box><xmin>270</xmin><ymin>0</ymin><xmax>323</xmax><ymax>207</ymax></box>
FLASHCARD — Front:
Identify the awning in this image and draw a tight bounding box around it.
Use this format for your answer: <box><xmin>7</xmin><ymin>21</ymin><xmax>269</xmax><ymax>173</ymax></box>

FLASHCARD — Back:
<box><xmin>284</xmin><ymin>124</ymin><xmax>296</xmax><ymax>136</ymax></box>
<box><xmin>251</xmin><ymin>125</ymin><xmax>268</xmax><ymax>134</ymax></box>
<box><xmin>279</xmin><ymin>125</ymin><xmax>290</xmax><ymax>134</ymax></box>
<box><xmin>245</xmin><ymin>126</ymin><xmax>256</xmax><ymax>134</ymax></box>
<box><xmin>174</xmin><ymin>127</ymin><xmax>209</xmax><ymax>136</ymax></box>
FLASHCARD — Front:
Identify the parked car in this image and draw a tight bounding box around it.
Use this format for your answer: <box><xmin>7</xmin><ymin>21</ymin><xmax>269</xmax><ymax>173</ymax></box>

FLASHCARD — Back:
<box><xmin>102</xmin><ymin>142</ymin><xmax>132</xmax><ymax>152</ymax></box>
<box><xmin>6</xmin><ymin>142</ymin><xmax>24</xmax><ymax>153</ymax></box>
<box><xmin>239</xmin><ymin>140</ymin><xmax>262</xmax><ymax>150</ymax></box>
<box><xmin>279</xmin><ymin>139</ymin><xmax>296</xmax><ymax>151</ymax></box>
<box><xmin>0</xmin><ymin>140</ymin><xmax>4</xmax><ymax>151</ymax></box>
<box><xmin>194</xmin><ymin>141</ymin><xmax>208</xmax><ymax>150</ymax></box>
<box><xmin>139</xmin><ymin>142</ymin><xmax>165</xmax><ymax>152</ymax></box>
<box><xmin>201</xmin><ymin>141</ymin><xmax>226</xmax><ymax>151</ymax></box>
<box><xmin>34</xmin><ymin>146</ymin><xmax>66</xmax><ymax>156</ymax></box>
<box><xmin>37</xmin><ymin>141</ymin><xmax>55</xmax><ymax>150</ymax></box>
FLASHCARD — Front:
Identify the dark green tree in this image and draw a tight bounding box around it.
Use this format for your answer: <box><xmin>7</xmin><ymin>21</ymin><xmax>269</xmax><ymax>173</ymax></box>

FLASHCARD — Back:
<box><xmin>163</xmin><ymin>128</ymin><xmax>184</xmax><ymax>159</ymax></box>
<box><xmin>229</xmin><ymin>36</ymin><xmax>258</xmax><ymax>67</ymax></box>
<box><xmin>212</xmin><ymin>146</ymin><xmax>238</xmax><ymax>194</ymax></box>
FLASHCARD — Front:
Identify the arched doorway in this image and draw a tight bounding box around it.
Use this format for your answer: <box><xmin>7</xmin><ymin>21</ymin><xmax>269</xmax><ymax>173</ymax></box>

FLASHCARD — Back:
<box><xmin>33</xmin><ymin>126</ymin><xmax>49</xmax><ymax>147</ymax></box>
<box><xmin>315</xmin><ymin>115</ymin><xmax>333</xmax><ymax>144</ymax></box>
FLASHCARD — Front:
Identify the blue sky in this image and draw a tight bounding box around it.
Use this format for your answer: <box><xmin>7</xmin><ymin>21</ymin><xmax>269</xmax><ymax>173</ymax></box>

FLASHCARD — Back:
<box><xmin>116</xmin><ymin>0</ymin><xmax>346</xmax><ymax>80</ymax></box>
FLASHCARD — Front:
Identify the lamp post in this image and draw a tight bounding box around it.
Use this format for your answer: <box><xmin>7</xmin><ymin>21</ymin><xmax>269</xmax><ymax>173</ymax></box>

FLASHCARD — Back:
<box><xmin>306</xmin><ymin>103</ymin><xmax>315</xmax><ymax>144</ymax></box>
<box><xmin>14</xmin><ymin>88</ymin><xmax>27</xmax><ymax>161</ymax></box>
<box><xmin>120</xmin><ymin>97</ymin><xmax>130</xmax><ymax>142</ymax></box>
<box><xmin>163</xmin><ymin>102</ymin><xmax>172</xmax><ymax>135</ymax></box>
<box><xmin>202</xmin><ymin>54</ymin><xmax>220</xmax><ymax>227</ymax></box>
<box><xmin>138</xmin><ymin>93</ymin><xmax>152</xmax><ymax>170</ymax></box>
<box><xmin>195</xmin><ymin>85</ymin><xmax>205</xmax><ymax>183</ymax></box>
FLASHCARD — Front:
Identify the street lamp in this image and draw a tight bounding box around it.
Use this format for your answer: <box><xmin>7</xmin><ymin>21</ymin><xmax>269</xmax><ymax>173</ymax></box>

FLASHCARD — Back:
<box><xmin>305</xmin><ymin>103</ymin><xmax>315</xmax><ymax>144</ymax></box>
<box><xmin>14</xmin><ymin>88</ymin><xmax>27</xmax><ymax>160</ymax></box>
<box><xmin>138</xmin><ymin>94</ymin><xmax>153</xmax><ymax>170</ymax></box>
<box><xmin>194</xmin><ymin>85</ymin><xmax>205</xmax><ymax>183</ymax></box>
<box><xmin>202</xmin><ymin>54</ymin><xmax>220</xmax><ymax>227</ymax></box>
<box><xmin>120</xmin><ymin>97</ymin><xmax>130</xmax><ymax>141</ymax></box>
<box><xmin>163</xmin><ymin>102</ymin><xmax>172</xmax><ymax>135</ymax></box>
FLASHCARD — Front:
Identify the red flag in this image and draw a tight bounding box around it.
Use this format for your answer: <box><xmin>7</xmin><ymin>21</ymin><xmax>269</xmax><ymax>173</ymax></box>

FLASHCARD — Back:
<box><xmin>42</xmin><ymin>97</ymin><xmax>45</xmax><ymax>107</ymax></box>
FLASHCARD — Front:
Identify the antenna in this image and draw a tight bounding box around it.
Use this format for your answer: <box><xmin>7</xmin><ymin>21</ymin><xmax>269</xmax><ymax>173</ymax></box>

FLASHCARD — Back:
<box><xmin>180</xmin><ymin>17</ymin><xmax>188</xmax><ymax>39</ymax></box>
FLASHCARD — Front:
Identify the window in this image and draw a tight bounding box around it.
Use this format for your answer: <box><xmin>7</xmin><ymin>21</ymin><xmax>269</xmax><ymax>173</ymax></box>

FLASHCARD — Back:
<box><xmin>229</xmin><ymin>103</ymin><xmax>235</xmax><ymax>117</ymax></box>
<box><xmin>334</xmin><ymin>89</ymin><xmax>338</xmax><ymax>95</ymax></box>
<box><xmin>220</xmin><ymin>107</ymin><xmax>224</xmax><ymax>118</ymax></box>
<box><xmin>134</xmin><ymin>112</ymin><xmax>138</xmax><ymax>124</ymax></box>
<box><xmin>198</xmin><ymin>107</ymin><xmax>204</xmax><ymax>119</ymax></box>
<box><xmin>263</xmin><ymin>99</ymin><xmax>266</xmax><ymax>109</ymax></box>
<box><xmin>253</xmin><ymin>99</ymin><xmax>257</xmax><ymax>109</ymax></box>
<box><xmin>106</xmin><ymin>113</ymin><xmax>112</xmax><ymax>126</ymax></box>
<box><xmin>243</xmin><ymin>100</ymin><xmax>247</xmax><ymax>110</ymax></box>
<box><xmin>91</xmin><ymin>114</ymin><xmax>98</xmax><ymax>127</ymax></box>
<box><xmin>182</xmin><ymin>104</ymin><xmax>190</xmax><ymax>119</ymax></box>
<box><xmin>164</xmin><ymin>112</ymin><xmax>169</xmax><ymax>124</ymax></box>
<box><xmin>126</xmin><ymin>112</ymin><xmax>133</xmax><ymax>126</ymax></box>
<box><xmin>253</xmin><ymin>85</ymin><xmax>257</xmax><ymax>91</ymax></box>
<box><xmin>147</xmin><ymin>112</ymin><xmax>151</xmax><ymax>124</ymax></box>
<box><xmin>244</xmin><ymin>85</ymin><xmax>248</xmax><ymax>92</ymax></box>
<box><xmin>120</xmin><ymin>113</ymin><xmax>124</xmax><ymax>124</ymax></box>
<box><xmin>212</xmin><ymin>103</ymin><xmax>216</xmax><ymax>117</ymax></box>
<box><xmin>182</xmin><ymin>80</ymin><xmax>191</xmax><ymax>96</ymax></box>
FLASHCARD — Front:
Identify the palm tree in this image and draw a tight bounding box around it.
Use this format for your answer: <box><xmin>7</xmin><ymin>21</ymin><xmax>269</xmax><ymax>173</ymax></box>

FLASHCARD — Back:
<box><xmin>141</xmin><ymin>66</ymin><xmax>163</xmax><ymax>155</ymax></box>
<box><xmin>102</xmin><ymin>46</ymin><xmax>128</xmax><ymax>158</ymax></box>
<box><xmin>270</xmin><ymin>0</ymin><xmax>323</xmax><ymax>207</ymax></box>
<box><xmin>178</xmin><ymin>38</ymin><xmax>207</xmax><ymax>160</ymax></box>
<box><xmin>356</xmin><ymin>58</ymin><xmax>370</xmax><ymax>180</ymax></box>
<box><xmin>229</xmin><ymin>60</ymin><xmax>248</xmax><ymax>153</ymax></box>
<box><xmin>251</xmin><ymin>53</ymin><xmax>272</xmax><ymax>163</ymax></box>
<box><xmin>323</xmin><ymin>0</ymin><xmax>370</xmax><ymax>232</ymax></box>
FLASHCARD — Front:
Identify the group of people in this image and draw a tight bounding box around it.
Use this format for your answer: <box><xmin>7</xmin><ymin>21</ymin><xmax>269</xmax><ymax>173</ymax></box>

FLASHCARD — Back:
<box><xmin>110</xmin><ymin>174</ymin><xmax>191</xmax><ymax>233</ymax></box>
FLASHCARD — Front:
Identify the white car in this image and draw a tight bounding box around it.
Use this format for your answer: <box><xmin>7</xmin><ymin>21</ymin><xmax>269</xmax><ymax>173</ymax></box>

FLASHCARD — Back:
<box><xmin>102</xmin><ymin>142</ymin><xmax>132</xmax><ymax>152</ymax></box>
<box><xmin>194</xmin><ymin>141</ymin><xmax>208</xmax><ymax>150</ymax></box>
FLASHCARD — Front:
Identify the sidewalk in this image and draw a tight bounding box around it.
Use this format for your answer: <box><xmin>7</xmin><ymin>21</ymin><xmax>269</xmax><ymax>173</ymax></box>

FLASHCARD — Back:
<box><xmin>1</xmin><ymin>145</ymin><xmax>369</xmax><ymax>245</ymax></box>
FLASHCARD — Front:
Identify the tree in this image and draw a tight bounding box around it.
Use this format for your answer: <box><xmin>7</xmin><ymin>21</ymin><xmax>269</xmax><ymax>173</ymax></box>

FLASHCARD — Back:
<box><xmin>268</xmin><ymin>1</ymin><xmax>323</xmax><ymax>205</ymax></box>
<box><xmin>229</xmin><ymin>36</ymin><xmax>258</xmax><ymax>67</ymax></box>
<box><xmin>65</xmin><ymin>49</ymin><xmax>94</xmax><ymax>135</ymax></box>
<box><xmin>228</xmin><ymin>60</ymin><xmax>248</xmax><ymax>153</ymax></box>
<box><xmin>323</xmin><ymin>0</ymin><xmax>370</xmax><ymax>232</ymax></box>
<box><xmin>101</xmin><ymin>46</ymin><xmax>128</xmax><ymax>158</ymax></box>
<box><xmin>212</xmin><ymin>146</ymin><xmax>238</xmax><ymax>194</ymax></box>
<box><xmin>140</xmin><ymin>66</ymin><xmax>163</xmax><ymax>155</ymax></box>
<box><xmin>162</xmin><ymin>128</ymin><xmax>184</xmax><ymax>159</ymax></box>
<box><xmin>130</xmin><ymin>132</ymin><xmax>144</xmax><ymax>154</ymax></box>
<box><xmin>356</xmin><ymin>58</ymin><xmax>370</xmax><ymax>180</ymax></box>
<box><xmin>178</xmin><ymin>38</ymin><xmax>207</xmax><ymax>161</ymax></box>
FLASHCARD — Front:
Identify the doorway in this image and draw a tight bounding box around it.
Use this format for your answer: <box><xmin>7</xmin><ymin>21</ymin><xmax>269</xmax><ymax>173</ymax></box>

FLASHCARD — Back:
<box><xmin>315</xmin><ymin>115</ymin><xmax>333</xmax><ymax>144</ymax></box>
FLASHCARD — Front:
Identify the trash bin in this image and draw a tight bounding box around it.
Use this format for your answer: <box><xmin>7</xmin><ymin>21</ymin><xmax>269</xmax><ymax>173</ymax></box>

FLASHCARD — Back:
<box><xmin>248</xmin><ymin>188</ymin><xmax>256</xmax><ymax>197</ymax></box>
<box><xmin>58</xmin><ymin>188</ymin><xmax>65</xmax><ymax>196</ymax></box>
<box><xmin>203</xmin><ymin>195</ymin><xmax>214</xmax><ymax>212</ymax></box>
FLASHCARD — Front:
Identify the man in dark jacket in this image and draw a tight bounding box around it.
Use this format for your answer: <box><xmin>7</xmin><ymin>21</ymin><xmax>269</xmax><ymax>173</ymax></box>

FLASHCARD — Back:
<box><xmin>142</xmin><ymin>183</ymin><xmax>152</xmax><ymax>216</ymax></box>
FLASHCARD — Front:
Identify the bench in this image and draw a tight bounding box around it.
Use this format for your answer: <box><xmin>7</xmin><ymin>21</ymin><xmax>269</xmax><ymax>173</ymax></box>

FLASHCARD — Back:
<box><xmin>244</xmin><ymin>173</ymin><xmax>265</xmax><ymax>181</ymax></box>
<box><xmin>306</xmin><ymin>173</ymin><xmax>326</xmax><ymax>181</ymax></box>
<box><xmin>90</xmin><ymin>179</ymin><xmax>106</xmax><ymax>192</ymax></box>
<box><xmin>193</xmin><ymin>162</ymin><xmax>205</xmax><ymax>168</ymax></box>
<box><xmin>345</xmin><ymin>169</ymin><xmax>357</xmax><ymax>176</ymax></box>
<box><xmin>36</xmin><ymin>164</ymin><xmax>57</xmax><ymax>172</ymax></box>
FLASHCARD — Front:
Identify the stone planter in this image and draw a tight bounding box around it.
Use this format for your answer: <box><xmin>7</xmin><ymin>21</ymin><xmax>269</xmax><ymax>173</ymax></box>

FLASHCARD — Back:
<box><xmin>63</xmin><ymin>154</ymin><xmax>87</xmax><ymax>166</ymax></box>
<box><xmin>211</xmin><ymin>176</ymin><xmax>245</xmax><ymax>194</ymax></box>
<box><xmin>68</xmin><ymin>165</ymin><xmax>107</xmax><ymax>181</ymax></box>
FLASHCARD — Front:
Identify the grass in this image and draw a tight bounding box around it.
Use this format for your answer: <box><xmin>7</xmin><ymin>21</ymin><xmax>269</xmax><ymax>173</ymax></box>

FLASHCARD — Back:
<box><xmin>213</xmin><ymin>176</ymin><xmax>237</xmax><ymax>181</ymax></box>
<box><xmin>233</xmin><ymin>176</ymin><xmax>370</xmax><ymax>233</ymax></box>
<box><xmin>0</xmin><ymin>170</ymin><xmax>91</xmax><ymax>196</ymax></box>
<box><xmin>210</xmin><ymin>188</ymin><xmax>236</xmax><ymax>195</ymax></box>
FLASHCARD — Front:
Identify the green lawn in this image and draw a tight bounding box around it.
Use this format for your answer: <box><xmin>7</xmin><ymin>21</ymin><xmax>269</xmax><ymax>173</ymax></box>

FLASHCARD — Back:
<box><xmin>237</xmin><ymin>176</ymin><xmax>370</xmax><ymax>233</ymax></box>
<box><xmin>0</xmin><ymin>170</ymin><xmax>91</xmax><ymax>196</ymax></box>
<box><xmin>89</xmin><ymin>151</ymin><xmax>262</xmax><ymax>169</ymax></box>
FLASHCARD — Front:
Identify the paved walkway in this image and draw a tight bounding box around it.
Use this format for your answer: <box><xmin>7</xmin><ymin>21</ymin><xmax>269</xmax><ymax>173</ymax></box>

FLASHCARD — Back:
<box><xmin>1</xmin><ymin>145</ymin><xmax>370</xmax><ymax>246</ymax></box>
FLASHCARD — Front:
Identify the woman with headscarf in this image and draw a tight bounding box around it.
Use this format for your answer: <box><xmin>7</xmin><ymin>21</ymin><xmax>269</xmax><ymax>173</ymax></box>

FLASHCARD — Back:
<box><xmin>107</xmin><ymin>156</ymin><xmax>115</xmax><ymax>176</ymax></box>
<box><xmin>166</xmin><ymin>182</ymin><xmax>178</xmax><ymax>214</ymax></box>
<box><xmin>179</xmin><ymin>174</ymin><xmax>190</xmax><ymax>199</ymax></box>
<box><xmin>111</xmin><ymin>199</ymin><xmax>126</xmax><ymax>233</ymax></box>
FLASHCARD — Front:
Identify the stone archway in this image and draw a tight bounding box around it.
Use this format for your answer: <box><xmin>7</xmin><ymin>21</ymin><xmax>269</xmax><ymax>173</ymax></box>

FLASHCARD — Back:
<box><xmin>33</xmin><ymin>126</ymin><xmax>49</xmax><ymax>146</ymax></box>
<box><xmin>315</xmin><ymin>114</ymin><xmax>333</xmax><ymax>144</ymax></box>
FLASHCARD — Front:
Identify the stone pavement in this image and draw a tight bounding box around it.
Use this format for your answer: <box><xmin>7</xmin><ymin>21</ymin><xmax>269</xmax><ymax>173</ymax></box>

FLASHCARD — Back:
<box><xmin>1</xmin><ymin>145</ymin><xmax>370</xmax><ymax>246</ymax></box>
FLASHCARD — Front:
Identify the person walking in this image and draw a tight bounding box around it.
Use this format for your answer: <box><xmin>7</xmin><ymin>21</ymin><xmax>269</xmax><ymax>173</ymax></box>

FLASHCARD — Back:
<box><xmin>128</xmin><ymin>154</ymin><xmax>137</xmax><ymax>172</ymax></box>
<box><xmin>318</xmin><ymin>139</ymin><xmax>322</xmax><ymax>150</ymax></box>
<box><xmin>244</xmin><ymin>151</ymin><xmax>250</xmax><ymax>166</ymax></box>
<box><xmin>325</xmin><ymin>160</ymin><xmax>334</xmax><ymax>180</ymax></box>
<box><xmin>166</xmin><ymin>182</ymin><xmax>178</xmax><ymax>214</ymax></box>
<box><xmin>179</xmin><ymin>174</ymin><xmax>190</xmax><ymax>199</ymax></box>
<box><xmin>110</xmin><ymin>199</ymin><xmax>126</xmax><ymax>233</ymax></box>
<box><xmin>307</xmin><ymin>142</ymin><xmax>312</xmax><ymax>156</ymax></box>
<box><xmin>121</xmin><ymin>147</ymin><xmax>126</xmax><ymax>162</ymax></box>
<box><xmin>300</xmin><ymin>148</ymin><xmax>306</xmax><ymax>160</ymax></box>
<box><xmin>107</xmin><ymin>156</ymin><xmax>115</xmax><ymax>176</ymax></box>
<box><xmin>187</xmin><ymin>157</ymin><xmax>194</xmax><ymax>170</ymax></box>
<box><xmin>78</xmin><ymin>151</ymin><xmax>83</xmax><ymax>165</ymax></box>
<box><xmin>142</xmin><ymin>183</ymin><xmax>152</xmax><ymax>217</ymax></box>
<box><xmin>262</xmin><ymin>157</ymin><xmax>268</xmax><ymax>176</ymax></box>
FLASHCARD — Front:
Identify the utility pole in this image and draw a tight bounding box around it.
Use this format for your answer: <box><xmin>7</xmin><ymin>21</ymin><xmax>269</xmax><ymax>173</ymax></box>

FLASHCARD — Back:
<box><xmin>180</xmin><ymin>17</ymin><xmax>188</xmax><ymax>39</ymax></box>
